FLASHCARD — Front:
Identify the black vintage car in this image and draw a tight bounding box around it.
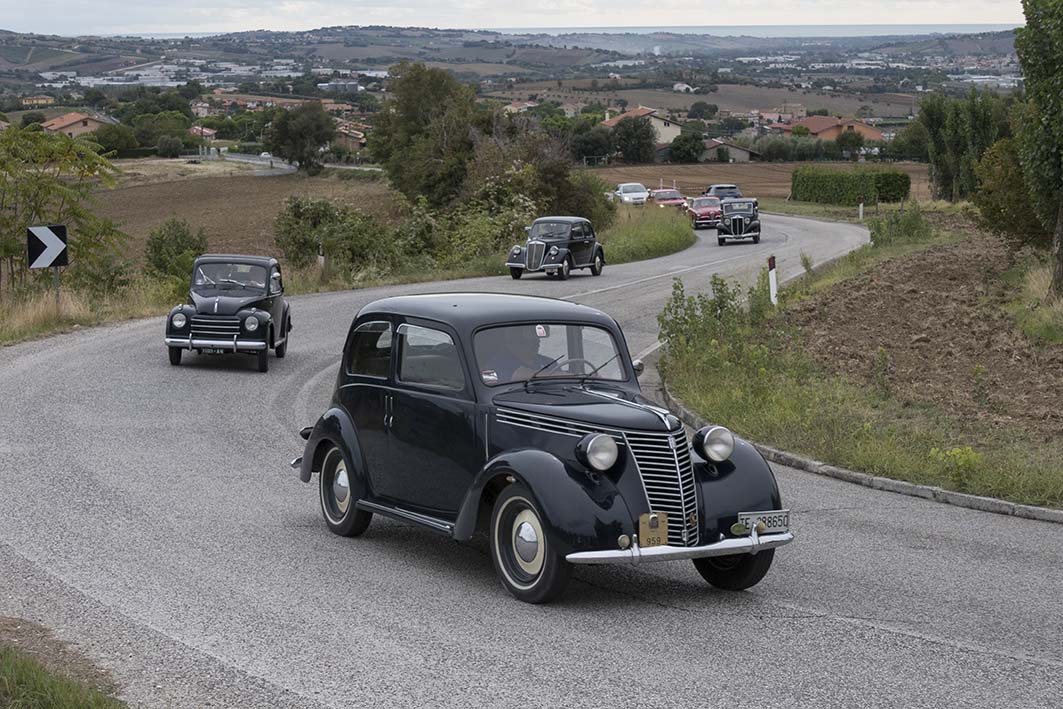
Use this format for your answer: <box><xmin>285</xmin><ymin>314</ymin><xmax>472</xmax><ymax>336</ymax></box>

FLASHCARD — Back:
<box><xmin>164</xmin><ymin>254</ymin><xmax>292</xmax><ymax>372</ymax></box>
<box><xmin>290</xmin><ymin>293</ymin><xmax>792</xmax><ymax>603</ymax></box>
<box><xmin>716</xmin><ymin>198</ymin><xmax>762</xmax><ymax>246</ymax></box>
<box><xmin>506</xmin><ymin>217</ymin><xmax>604</xmax><ymax>281</ymax></box>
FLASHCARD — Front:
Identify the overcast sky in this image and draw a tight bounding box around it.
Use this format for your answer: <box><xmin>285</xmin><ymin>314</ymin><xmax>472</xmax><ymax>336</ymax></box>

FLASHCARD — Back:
<box><xmin>0</xmin><ymin>1</ymin><xmax>1025</xmax><ymax>37</ymax></box>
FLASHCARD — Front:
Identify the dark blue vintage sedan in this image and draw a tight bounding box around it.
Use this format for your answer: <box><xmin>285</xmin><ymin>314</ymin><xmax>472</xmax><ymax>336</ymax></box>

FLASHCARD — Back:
<box><xmin>290</xmin><ymin>294</ymin><xmax>792</xmax><ymax>603</ymax></box>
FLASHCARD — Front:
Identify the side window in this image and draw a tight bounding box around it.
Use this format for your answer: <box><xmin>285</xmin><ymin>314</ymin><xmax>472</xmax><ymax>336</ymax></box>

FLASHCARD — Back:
<box><xmin>585</xmin><ymin>224</ymin><xmax>595</xmax><ymax>239</ymax></box>
<box><xmin>347</xmin><ymin>321</ymin><xmax>392</xmax><ymax>378</ymax></box>
<box><xmin>397</xmin><ymin>323</ymin><xmax>465</xmax><ymax>392</ymax></box>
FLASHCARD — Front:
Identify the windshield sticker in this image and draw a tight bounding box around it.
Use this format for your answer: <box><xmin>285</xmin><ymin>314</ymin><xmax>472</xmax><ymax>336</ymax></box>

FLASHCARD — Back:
<box><xmin>481</xmin><ymin>369</ymin><xmax>498</xmax><ymax>384</ymax></box>
<box><xmin>535</xmin><ymin>324</ymin><xmax>547</xmax><ymax>338</ymax></box>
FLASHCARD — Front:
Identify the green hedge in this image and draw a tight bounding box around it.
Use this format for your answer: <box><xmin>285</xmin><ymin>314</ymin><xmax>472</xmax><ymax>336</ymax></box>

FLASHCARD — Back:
<box><xmin>114</xmin><ymin>146</ymin><xmax>158</xmax><ymax>159</ymax></box>
<box><xmin>790</xmin><ymin>166</ymin><xmax>911</xmax><ymax>205</ymax></box>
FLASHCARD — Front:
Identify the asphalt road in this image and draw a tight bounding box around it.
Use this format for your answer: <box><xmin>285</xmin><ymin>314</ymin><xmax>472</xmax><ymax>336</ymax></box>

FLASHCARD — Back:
<box><xmin>2</xmin><ymin>213</ymin><xmax>1062</xmax><ymax>708</ymax></box>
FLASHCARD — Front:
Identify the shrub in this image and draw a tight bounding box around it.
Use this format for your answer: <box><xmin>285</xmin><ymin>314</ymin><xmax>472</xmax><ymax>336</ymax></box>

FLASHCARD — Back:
<box><xmin>145</xmin><ymin>218</ymin><xmax>208</xmax><ymax>278</ymax></box>
<box><xmin>873</xmin><ymin>170</ymin><xmax>912</xmax><ymax>202</ymax></box>
<box><xmin>274</xmin><ymin>196</ymin><xmax>396</xmax><ymax>272</ymax></box>
<box><xmin>790</xmin><ymin>166</ymin><xmax>911</xmax><ymax>205</ymax></box>
<box><xmin>868</xmin><ymin>202</ymin><xmax>933</xmax><ymax>248</ymax></box>
<box><xmin>156</xmin><ymin>135</ymin><xmax>183</xmax><ymax>158</ymax></box>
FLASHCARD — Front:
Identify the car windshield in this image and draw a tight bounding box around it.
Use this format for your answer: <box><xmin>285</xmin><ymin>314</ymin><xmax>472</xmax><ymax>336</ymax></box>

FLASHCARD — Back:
<box><xmin>529</xmin><ymin>222</ymin><xmax>572</xmax><ymax>240</ymax></box>
<box><xmin>653</xmin><ymin>190</ymin><xmax>682</xmax><ymax>200</ymax></box>
<box><xmin>725</xmin><ymin>201</ymin><xmax>754</xmax><ymax>213</ymax></box>
<box><xmin>691</xmin><ymin>197</ymin><xmax>720</xmax><ymax>209</ymax></box>
<box><xmin>192</xmin><ymin>262</ymin><xmax>267</xmax><ymax>292</ymax></box>
<box><xmin>474</xmin><ymin>323</ymin><xmax>625</xmax><ymax>386</ymax></box>
<box><xmin>712</xmin><ymin>186</ymin><xmax>739</xmax><ymax>195</ymax></box>
<box><xmin>621</xmin><ymin>184</ymin><xmax>647</xmax><ymax>194</ymax></box>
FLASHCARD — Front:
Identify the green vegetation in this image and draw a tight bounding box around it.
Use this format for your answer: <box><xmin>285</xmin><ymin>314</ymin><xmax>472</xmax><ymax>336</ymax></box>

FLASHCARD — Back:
<box><xmin>611</xmin><ymin>116</ymin><xmax>656</xmax><ymax>164</ymax></box>
<box><xmin>0</xmin><ymin>645</ymin><xmax>124</xmax><ymax>708</ymax></box>
<box><xmin>595</xmin><ymin>207</ymin><xmax>696</xmax><ymax>264</ymax></box>
<box><xmin>790</xmin><ymin>166</ymin><xmax>910</xmax><ymax>205</ymax></box>
<box><xmin>669</xmin><ymin>132</ymin><xmax>705</xmax><ymax>163</ymax></box>
<box><xmin>659</xmin><ymin>209</ymin><xmax>1063</xmax><ymax>508</ymax></box>
<box><xmin>1004</xmin><ymin>260</ymin><xmax>1063</xmax><ymax>344</ymax></box>
<box><xmin>267</xmin><ymin>102</ymin><xmax>336</xmax><ymax>174</ymax></box>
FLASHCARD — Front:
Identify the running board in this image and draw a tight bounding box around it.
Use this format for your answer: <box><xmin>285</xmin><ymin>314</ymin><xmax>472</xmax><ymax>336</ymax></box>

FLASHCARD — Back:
<box><xmin>356</xmin><ymin>500</ymin><xmax>454</xmax><ymax>536</ymax></box>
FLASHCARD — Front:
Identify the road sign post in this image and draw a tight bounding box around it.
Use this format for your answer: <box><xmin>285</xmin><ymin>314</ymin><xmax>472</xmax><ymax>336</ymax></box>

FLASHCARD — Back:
<box><xmin>27</xmin><ymin>225</ymin><xmax>69</xmax><ymax>306</ymax></box>
<box><xmin>768</xmin><ymin>255</ymin><xmax>778</xmax><ymax>306</ymax></box>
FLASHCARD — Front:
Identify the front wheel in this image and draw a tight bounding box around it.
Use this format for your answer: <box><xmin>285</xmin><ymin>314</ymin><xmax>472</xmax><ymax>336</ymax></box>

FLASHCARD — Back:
<box><xmin>557</xmin><ymin>257</ymin><xmax>571</xmax><ymax>281</ymax></box>
<box><xmin>319</xmin><ymin>446</ymin><xmax>372</xmax><ymax>537</ymax></box>
<box><xmin>168</xmin><ymin>347</ymin><xmax>182</xmax><ymax>366</ymax></box>
<box><xmin>693</xmin><ymin>549</ymin><xmax>775</xmax><ymax>591</ymax></box>
<box><xmin>490</xmin><ymin>484</ymin><xmax>571</xmax><ymax>603</ymax></box>
<box><xmin>257</xmin><ymin>348</ymin><xmax>269</xmax><ymax>373</ymax></box>
<box><xmin>717</xmin><ymin>237</ymin><xmax>726</xmax><ymax>247</ymax></box>
<box><xmin>589</xmin><ymin>251</ymin><xmax>603</xmax><ymax>276</ymax></box>
<box><xmin>509</xmin><ymin>267</ymin><xmax>523</xmax><ymax>280</ymax></box>
<box><xmin>752</xmin><ymin>233</ymin><xmax>761</xmax><ymax>244</ymax></box>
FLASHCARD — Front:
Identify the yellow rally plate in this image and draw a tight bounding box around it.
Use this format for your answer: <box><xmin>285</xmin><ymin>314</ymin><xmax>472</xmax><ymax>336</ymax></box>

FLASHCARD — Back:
<box><xmin>638</xmin><ymin>512</ymin><xmax>668</xmax><ymax>548</ymax></box>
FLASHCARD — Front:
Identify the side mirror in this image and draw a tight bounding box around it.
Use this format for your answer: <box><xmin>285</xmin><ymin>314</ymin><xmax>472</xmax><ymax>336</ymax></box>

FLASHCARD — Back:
<box><xmin>270</xmin><ymin>273</ymin><xmax>282</xmax><ymax>294</ymax></box>
<box><xmin>632</xmin><ymin>359</ymin><xmax>645</xmax><ymax>377</ymax></box>
<box><xmin>524</xmin><ymin>226</ymin><xmax>531</xmax><ymax>234</ymax></box>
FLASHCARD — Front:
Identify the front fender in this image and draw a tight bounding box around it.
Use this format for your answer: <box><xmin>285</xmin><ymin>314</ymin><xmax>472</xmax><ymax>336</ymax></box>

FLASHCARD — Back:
<box><xmin>453</xmin><ymin>449</ymin><xmax>635</xmax><ymax>556</ymax></box>
<box><xmin>694</xmin><ymin>438</ymin><xmax>782</xmax><ymax>540</ymax></box>
<box><xmin>506</xmin><ymin>245</ymin><xmax>527</xmax><ymax>267</ymax></box>
<box><xmin>164</xmin><ymin>303</ymin><xmax>195</xmax><ymax>336</ymax></box>
<box><xmin>297</xmin><ymin>407</ymin><xmax>369</xmax><ymax>504</ymax></box>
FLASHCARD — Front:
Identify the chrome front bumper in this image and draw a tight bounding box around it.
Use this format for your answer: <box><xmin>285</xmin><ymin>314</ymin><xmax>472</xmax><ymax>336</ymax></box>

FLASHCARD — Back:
<box><xmin>505</xmin><ymin>261</ymin><xmax>561</xmax><ymax>273</ymax></box>
<box><xmin>165</xmin><ymin>336</ymin><xmax>267</xmax><ymax>351</ymax></box>
<box><xmin>566</xmin><ymin>530</ymin><xmax>793</xmax><ymax>565</ymax></box>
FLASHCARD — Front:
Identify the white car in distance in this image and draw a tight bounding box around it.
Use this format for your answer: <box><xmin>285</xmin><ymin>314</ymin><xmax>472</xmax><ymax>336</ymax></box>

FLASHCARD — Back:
<box><xmin>614</xmin><ymin>182</ymin><xmax>650</xmax><ymax>205</ymax></box>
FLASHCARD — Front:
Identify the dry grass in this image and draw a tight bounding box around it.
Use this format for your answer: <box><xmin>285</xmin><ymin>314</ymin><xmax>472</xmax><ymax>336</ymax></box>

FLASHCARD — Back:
<box><xmin>1008</xmin><ymin>263</ymin><xmax>1063</xmax><ymax>344</ymax></box>
<box><xmin>112</xmin><ymin>157</ymin><xmax>260</xmax><ymax>187</ymax></box>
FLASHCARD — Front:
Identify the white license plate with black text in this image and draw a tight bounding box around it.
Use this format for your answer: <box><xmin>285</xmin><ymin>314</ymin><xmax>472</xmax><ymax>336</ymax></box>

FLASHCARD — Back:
<box><xmin>738</xmin><ymin>510</ymin><xmax>790</xmax><ymax>534</ymax></box>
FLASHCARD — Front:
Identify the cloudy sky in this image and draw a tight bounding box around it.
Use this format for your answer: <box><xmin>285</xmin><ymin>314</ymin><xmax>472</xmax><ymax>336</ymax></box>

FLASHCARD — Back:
<box><xmin>0</xmin><ymin>0</ymin><xmax>1025</xmax><ymax>36</ymax></box>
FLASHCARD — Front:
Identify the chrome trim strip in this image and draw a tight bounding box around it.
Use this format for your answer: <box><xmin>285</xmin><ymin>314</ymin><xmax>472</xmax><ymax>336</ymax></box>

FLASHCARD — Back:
<box><xmin>356</xmin><ymin>500</ymin><xmax>454</xmax><ymax>535</ymax></box>
<box><xmin>567</xmin><ymin>531</ymin><xmax>794</xmax><ymax>565</ymax></box>
<box><xmin>165</xmin><ymin>337</ymin><xmax>267</xmax><ymax>351</ymax></box>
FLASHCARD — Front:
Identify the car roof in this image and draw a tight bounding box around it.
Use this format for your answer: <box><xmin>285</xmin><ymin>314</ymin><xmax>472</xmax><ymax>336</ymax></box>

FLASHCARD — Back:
<box><xmin>721</xmin><ymin>197</ymin><xmax>755</xmax><ymax>204</ymax></box>
<box><xmin>194</xmin><ymin>253</ymin><xmax>278</xmax><ymax>267</ymax></box>
<box><xmin>360</xmin><ymin>293</ymin><xmax>617</xmax><ymax>333</ymax></box>
<box><xmin>618</xmin><ymin>182</ymin><xmax>647</xmax><ymax>188</ymax></box>
<box><xmin>531</xmin><ymin>216</ymin><xmax>589</xmax><ymax>225</ymax></box>
<box><xmin>709</xmin><ymin>184</ymin><xmax>738</xmax><ymax>189</ymax></box>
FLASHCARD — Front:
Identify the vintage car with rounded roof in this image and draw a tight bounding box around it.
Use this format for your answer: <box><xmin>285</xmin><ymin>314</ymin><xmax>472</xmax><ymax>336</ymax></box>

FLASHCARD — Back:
<box><xmin>290</xmin><ymin>293</ymin><xmax>792</xmax><ymax>603</ymax></box>
<box><xmin>506</xmin><ymin>216</ymin><xmax>604</xmax><ymax>281</ymax></box>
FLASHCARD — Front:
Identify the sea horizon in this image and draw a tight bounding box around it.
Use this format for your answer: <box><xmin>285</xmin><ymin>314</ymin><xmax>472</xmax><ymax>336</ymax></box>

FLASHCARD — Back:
<box><xmin>490</xmin><ymin>23</ymin><xmax>1020</xmax><ymax>38</ymax></box>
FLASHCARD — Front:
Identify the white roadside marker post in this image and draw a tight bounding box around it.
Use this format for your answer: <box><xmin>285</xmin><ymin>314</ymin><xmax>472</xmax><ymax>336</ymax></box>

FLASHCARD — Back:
<box><xmin>859</xmin><ymin>197</ymin><xmax>865</xmax><ymax>221</ymax></box>
<box><xmin>768</xmin><ymin>254</ymin><xmax>778</xmax><ymax>306</ymax></box>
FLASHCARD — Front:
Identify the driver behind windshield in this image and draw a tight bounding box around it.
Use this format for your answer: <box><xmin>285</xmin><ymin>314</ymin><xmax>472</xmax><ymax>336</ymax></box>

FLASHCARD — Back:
<box><xmin>477</xmin><ymin>325</ymin><xmax>554</xmax><ymax>385</ymax></box>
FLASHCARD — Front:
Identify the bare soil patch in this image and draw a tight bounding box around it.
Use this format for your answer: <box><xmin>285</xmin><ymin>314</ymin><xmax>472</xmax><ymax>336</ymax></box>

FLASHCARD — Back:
<box><xmin>785</xmin><ymin>222</ymin><xmax>1063</xmax><ymax>439</ymax></box>
<box><xmin>590</xmin><ymin>161</ymin><xmax>931</xmax><ymax>201</ymax></box>
<box><xmin>112</xmin><ymin>157</ymin><xmax>259</xmax><ymax>187</ymax></box>
<box><xmin>94</xmin><ymin>174</ymin><xmax>398</xmax><ymax>261</ymax></box>
<box><xmin>0</xmin><ymin>616</ymin><xmax>118</xmax><ymax>698</ymax></box>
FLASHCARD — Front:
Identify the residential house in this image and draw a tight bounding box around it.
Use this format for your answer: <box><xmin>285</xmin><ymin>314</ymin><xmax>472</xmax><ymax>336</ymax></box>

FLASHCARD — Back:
<box><xmin>189</xmin><ymin>126</ymin><xmax>217</xmax><ymax>139</ymax></box>
<box><xmin>601</xmin><ymin>106</ymin><xmax>682</xmax><ymax>144</ymax></box>
<box><xmin>503</xmin><ymin>100</ymin><xmax>538</xmax><ymax>114</ymax></box>
<box><xmin>559</xmin><ymin>102</ymin><xmax>584</xmax><ymax>118</ymax></box>
<box><xmin>700</xmin><ymin>139</ymin><xmax>759</xmax><ymax>162</ymax></box>
<box><xmin>334</xmin><ymin>120</ymin><xmax>367</xmax><ymax>152</ymax></box>
<box><xmin>40</xmin><ymin>112</ymin><xmax>110</xmax><ymax>138</ymax></box>
<box><xmin>191</xmin><ymin>101</ymin><xmax>221</xmax><ymax>118</ymax></box>
<box><xmin>20</xmin><ymin>95</ymin><xmax>55</xmax><ymax>108</ymax></box>
<box><xmin>775</xmin><ymin>116</ymin><xmax>884</xmax><ymax>142</ymax></box>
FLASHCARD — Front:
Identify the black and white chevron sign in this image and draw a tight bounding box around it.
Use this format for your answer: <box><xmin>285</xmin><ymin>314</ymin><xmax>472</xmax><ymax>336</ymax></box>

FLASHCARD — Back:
<box><xmin>27</xmin><ymin>224</ymin><xmax>68</xmax><ymax>269</ymax></box>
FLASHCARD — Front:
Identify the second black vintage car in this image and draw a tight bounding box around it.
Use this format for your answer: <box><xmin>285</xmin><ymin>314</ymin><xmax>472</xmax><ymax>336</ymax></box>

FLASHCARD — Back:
<box><xmin>290</xmin><ymin>293</ymin><xmax>792</xmax><ymax>603</ymax></box>
<box><xmin>716</xmin><ymin>198</ymin><xmax>762</xmax><ymax>246</ymax></box>
<box><xmin>164</xmin><ymin>254</ymin><xmax>292</xmax><ymax>372</ymax></box>
<box><xmin>506</xmin><ymin>217</ymin><xmax>605</xmax><ymax>281</ymax></box>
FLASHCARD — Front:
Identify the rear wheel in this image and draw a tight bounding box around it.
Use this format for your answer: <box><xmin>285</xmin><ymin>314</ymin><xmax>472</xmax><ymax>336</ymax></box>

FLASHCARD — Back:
<box><xmin>168</xmin><ymin>347</ymin><xmax>182</xmax><ymax>366</ymax></box>
<box><xmin>490</xmin><ymin>483</ymin><xmax>570</xmax><ymax>603</ymax></box>
<box><xmin>319</xmin><ymin>446</ymin><xmax>372</xmax><ymax>537</ymax></box>
<box><xmin>509</xmin><ymin>267</ymin><xmax>523</xmax><ymax>280</ymax></box>
<box><xmin>693</xmin><ymin>549</ymin><xmax>775</xmax><ymax>591</ymax></box>
<box><xmin>275</xmin><ymin>324</ymin><xmax>288</xmax><ymax>358</ymax></box>
<box><xmin>590</xmin><ymin>251</ymin><xmax>603</xmax><ymax>276</ymax></box>
<box><xmin>257</xmin><ymin>348</ymin><xmax>269</xmax><ymax>373</ymax></box>
<box><xmin>557</xmin><ymin>257</ymin><xmax>571</xmax><ymax>281</ymax></box>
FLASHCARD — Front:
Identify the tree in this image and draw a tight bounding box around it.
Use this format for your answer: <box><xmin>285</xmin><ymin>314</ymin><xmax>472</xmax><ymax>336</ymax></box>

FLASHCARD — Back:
<box><xmin>611</xmin><ymin>116</ymin><xmax>656</xmax><ymax>164</ymax></box>
<box><xmin>836</xmin><ymin>130</ymin><xmax>865</xmax><ymax>157</ymax></box>
<box><xmin>132</xmin><ymin>111</ymin><xmax>190</xmax><ymax>146</ymax></box>
<box><xmin>682</xmin><ymin>119</ymin><xmax>707</xmax><ymax>136</ymax></box>
<box><xmin>889</xmin><ymin>121</ymin><xmax>929</xmax><ymax>161</ymax></box>
<box><xmin>571</xmin><ymin>125</ymin><xmax>613</xmax><ymax>162</ymax></box>
<box><xmin>719</xmin><ymin>117</ymin><xmax>748</xmax><ymax>135</ymax></box>
<box><xmin>156</xmin><ymin>135</ymin><xmax>184</xmax><ymax>158</ymax></box>
<box><xmin>688</xmin><ymin>101</ymin><xmax>718</xmax><ymax>120</ymax></box>
<box><xmin>83</xmin><ymin>88</ymin><xmax>108</xmax><ymax>108</ymax></box>
<box><xmin>91</xmin><ymin>124</ymin><xmax>138</xmax><ymax>154</ymax></box>
<box><xmin>615</xmin><ymin>98</ymin><xmax>628</xmax><ymax>110</ymax></box>
<box><xmin>1015</xmin><ymin>0</ymin><xmax>1063</xmax><ymax>298</ymax></box>
<box><xmin>145</xmin><ymin>218</ymin><xmax>208</xmax><ymax>277</ymax></box>
<box><xmin>669</xmin><ymin>132</ymin><xmax>704</xmax><ymax>163</ymax></box>
<box><xmin>791</xmin><ymin>125</ymin><xmax>811</xmax><ymax>137</ymax></box>
<box><xmin>268</xmin><ymin>102</ymin><xmax>336</xmax><ymax>175</ymax></box>
<box><xmin>807</xmin><ymin>108</ymin><xmax>830</xmax><ymax>117</ymax></box>
<box><xmin>20</xmin><ymin>112</ymin><xmax>46</xmax><ymax>127</ymax></box>
<box><xmin>974</xmin><ymin>138</ymin><xmax>1054</xmax><ymax>250</ymax></box>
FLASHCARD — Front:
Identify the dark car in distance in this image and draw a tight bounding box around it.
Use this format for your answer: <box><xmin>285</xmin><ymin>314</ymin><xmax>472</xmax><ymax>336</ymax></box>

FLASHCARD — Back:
<box><xmin>290</xmin><ymin>293</ymin><xmax>792</xmax><ymax>603</ymax></box>
<box><xmin>716</xmin><ymin>198</ymin><xmax>762</xmax><ymax>246</ymax></box>
<box><xmin>164</xmin><ymin>254</ymin><xmax>292</xmax><ymax>372</ymax></box>
<box><xmin>506</xmin><ymin>217</ymin><xmax>605</xmax><ymax>281</ymax></box>
<box><xmin>704</xmin><ymin>183</ymin><xmax>743</xmax><ymax>199</ymax></box>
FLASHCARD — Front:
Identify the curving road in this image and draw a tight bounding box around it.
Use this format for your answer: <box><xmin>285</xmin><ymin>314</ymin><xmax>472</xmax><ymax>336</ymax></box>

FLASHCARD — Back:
<box><xmin>2</xmin><ymin>214</ymin><xmax>1061</xmax><ymax>708</ymax></box>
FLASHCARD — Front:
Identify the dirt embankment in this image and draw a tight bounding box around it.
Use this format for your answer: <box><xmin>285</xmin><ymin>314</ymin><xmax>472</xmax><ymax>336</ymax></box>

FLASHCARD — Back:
<box><xmin>786</xmin><ymin>222</ymin><xmax>1063</xmax><ymax>439</ymax></box>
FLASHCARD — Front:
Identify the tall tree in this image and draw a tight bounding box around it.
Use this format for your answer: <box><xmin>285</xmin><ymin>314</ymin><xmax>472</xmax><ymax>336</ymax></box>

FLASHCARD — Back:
<box><xmin>611</xmin><ymin>117</ymin><xmax>656</xmax><ymax>164</ymax></box>
<box><xmin>268</xmin><ymin>102</ymin><xmax>336</xmax><ymax>175</ymax></box>
<box><xmin>1015</xmin><ymin>0</ymin><xmax>1063</xmax><ymax>298</ymax></box>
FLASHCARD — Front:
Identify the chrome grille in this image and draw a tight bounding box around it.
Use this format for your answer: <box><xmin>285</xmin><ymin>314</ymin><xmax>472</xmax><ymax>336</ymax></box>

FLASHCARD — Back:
<box><xmin>526</xmin><ymin>240</ymin><xmax>546</xmax><ymax>271</ymax></box>
<box><xmin>496</xmin><ymin>407</ymin><xmax>699</xmax><ymax>547</ymax></box>
<box><xmin>624</xmin><ymin>430</ymin><xmax>699</xmax><ymax>547</ymax></box>
<box><xmin>732</xmin><ymin>216</ymin><xmax>745</xmax><ymax>234</ymax></box>
<box><xmin>190</xmin><ymin>315</ymin><xmax>240</xmax><ymax>339</ymax></box>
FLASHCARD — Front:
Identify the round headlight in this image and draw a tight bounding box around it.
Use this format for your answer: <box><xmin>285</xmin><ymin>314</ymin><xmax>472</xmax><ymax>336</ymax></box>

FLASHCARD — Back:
<box><xmin>695</xmin><ymin>425</ymin><xmax>735</xmax><ymax>462</ymax></box>
<box><xmin>549</xmin><ymin>245</ymin><xmax>559</xmax><ymax>256</ymax></box>
<box><xmin>512</xmin><ymin>246</ymin><xmax>521</xmax><ymax>254</ymax></box>
<box><xmin>244</xmin><ymin>316</ymin><xmax>260</xmax><ymax>332</ymax></box>
<box><xmin>577</xmin><ymin>433</ymin><xmax>618</xmax><ymax>472</ymax></box>
<box><xmin>171</xmin><ymin>312</ymin><xmax>187</xmax><ymax>329</ymax></box>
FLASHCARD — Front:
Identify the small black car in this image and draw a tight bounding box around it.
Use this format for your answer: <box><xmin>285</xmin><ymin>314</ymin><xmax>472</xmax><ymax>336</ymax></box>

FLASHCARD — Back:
<box><xmin>165</xmin><ymin>254</ymin><xmax>292</xmax><ymax>372</ymax></box>
<box><xmin>290</xmin><ymin>293</ymin><xmax>792</xmax><ymax>603</ymax></box>
<box><xmin>716</xmin><ymin>198</ymin><xmax>762</xmax><ymax>246</ymax></box>
<box><xmin>506</xmin><ymin>217</ymin><xmax>605</xmax><ymax>281</ymax></box>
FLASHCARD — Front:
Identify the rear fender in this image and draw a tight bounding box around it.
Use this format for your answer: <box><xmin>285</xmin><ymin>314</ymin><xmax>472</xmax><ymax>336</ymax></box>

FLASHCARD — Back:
<box><xmin>298</xmin><ymin>407</ymin><xmax>369</xmax><ymax>503</ymax></box>
<box><xmin>453</xmin><ymin>449</ymin><xmax>634</xmax><ymax>556</ymax></box>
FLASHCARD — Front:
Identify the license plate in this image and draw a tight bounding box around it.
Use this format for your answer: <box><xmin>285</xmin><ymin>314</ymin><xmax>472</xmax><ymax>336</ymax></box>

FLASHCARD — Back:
<box><xmin>638</xmin><ymin>511</ymin><xmax>668</xmax><ymax>548</ymax></box>
<box><xmin>738</xmin><ymin>510</ymin><xmax>790</xmax><ymax>534</ymax></box>
<box><xmin>202</xmin><ymin>347</ymin><xmax>226</xmax><ymax>355</ymax></box>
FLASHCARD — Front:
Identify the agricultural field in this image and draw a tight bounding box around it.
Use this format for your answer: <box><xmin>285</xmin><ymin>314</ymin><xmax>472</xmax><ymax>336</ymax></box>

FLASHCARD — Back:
<box><xmin>423</xmin><ymin>61</ymin><xmax>532</xmax><ymax>76</ymax></box>
<box><xmin>590</xmin><ymin>161</ymin><xmax>932</xmax><ymax>201</ymax></box>
<box><xmin>111</xmin><ymin>157</ymin><xmax>262</xmax><ymax>187</ymax></box>
<box><xmin>93</xmin><ymin>173</ymin><xmax>398</xmax><ymax>262</ymax></box>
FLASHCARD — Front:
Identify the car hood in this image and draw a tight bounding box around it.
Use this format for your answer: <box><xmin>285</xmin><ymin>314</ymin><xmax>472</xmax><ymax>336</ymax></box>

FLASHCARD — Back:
<box><xmin>493</xmin><ymin>385</ymin><xmax>681</xmax><ymax>433</ymax></box>
<box><xmin>190</xmin><ymin>290</ymin><xmax>267</xmax><ymax>316</ymax></box>
<box><xmin>690</xmin><ymin>207</ymin><xmax>720</xmax><ymax>215</ymax></box>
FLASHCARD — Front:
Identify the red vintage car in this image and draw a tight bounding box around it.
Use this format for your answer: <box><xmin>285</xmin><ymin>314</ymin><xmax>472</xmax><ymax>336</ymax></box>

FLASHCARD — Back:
<box><xmin>649</xmin><ymin>189</ymin><xmax>688</xmax><ymax>208</ymax></box>
<box><xmin>686</xmin><ymin>195</ymin><xmax>722</xmax><ymax>229</ymax></box>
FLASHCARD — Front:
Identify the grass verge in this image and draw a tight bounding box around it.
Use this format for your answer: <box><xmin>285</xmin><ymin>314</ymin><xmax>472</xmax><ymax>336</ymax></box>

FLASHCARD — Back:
<box><xmin>596</xmin><ymin>206</ymin><xmax>697</xmax><ymax>265</ymax></box>
<box><xmin>759</xmin><ymin>197</ymin><xmax>978</xmax><ymax>224</ymax></box>
<box><xmin>1003</xmin><ymin>260</ymin><xmax>1063</xmax><ymax>344</ymax></box>
<box><xmin>0</xmin><ymin>645</ymin><xmax>124</xmax><ymax>708</ymax></box>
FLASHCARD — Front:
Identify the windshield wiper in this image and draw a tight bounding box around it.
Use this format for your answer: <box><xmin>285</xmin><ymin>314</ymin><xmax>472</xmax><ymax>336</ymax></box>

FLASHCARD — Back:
<box><xmin>579</xmin><ymin>352</ymin><xmax>621</xmax><ymax>387</ymax></box>
<box><xmin>524</xmin><ymin>354</ymin><xmax>566</xmax><ymax>390</ymax></box>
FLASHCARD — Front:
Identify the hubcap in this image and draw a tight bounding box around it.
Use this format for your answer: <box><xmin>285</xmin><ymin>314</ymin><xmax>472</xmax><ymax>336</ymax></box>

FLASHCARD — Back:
<box><xmin>514</xmin><ymin>521</ymin><xmax>539</xmax><ymax>563</ymax></box>
<box><xmin>509</xmin><ymin>508</ymin><xmax>545</xmax><ymax>578</ymax></box>
<box><xmin>332</xmin><ymin>464</ymin><xmax>350</xmax><ymax>514</ymax></box>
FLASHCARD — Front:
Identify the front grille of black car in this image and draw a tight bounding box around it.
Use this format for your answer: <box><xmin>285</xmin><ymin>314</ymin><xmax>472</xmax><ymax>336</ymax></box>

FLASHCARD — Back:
<box><xmin>190</xmin><ymin>315</ymin><xmax>241</xmax><ymax>340</ymax></box>
<box><xmin>526</xmin><ymin>240</ymin><xmax>546</xmax><ymax>271</ymax></box>
<box><xmin>496</xmin><ymin>407</ymin><xmax>700</xmax><ymax>547</ymax></box>
<box><xmin>731</xmin><ymin>216</ymin><xmax>745</xmax><ymax>234</ymax></box>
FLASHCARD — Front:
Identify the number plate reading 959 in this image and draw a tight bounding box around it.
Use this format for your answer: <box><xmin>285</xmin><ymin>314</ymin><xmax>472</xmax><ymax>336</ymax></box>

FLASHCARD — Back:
<box><xmin>738</xmin><ymin>510</ymin><xmax>790</xmax><ymax>534</ymax></box>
